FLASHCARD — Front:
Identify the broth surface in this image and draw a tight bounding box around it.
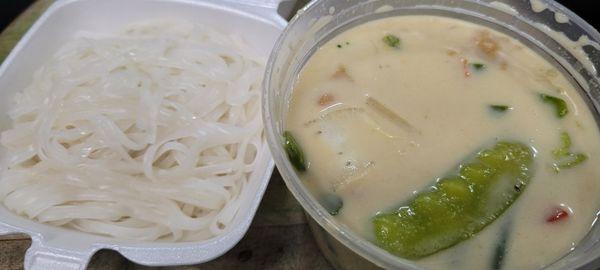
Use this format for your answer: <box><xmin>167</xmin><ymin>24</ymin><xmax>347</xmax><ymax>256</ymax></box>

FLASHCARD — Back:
<box><xmin>286</xmin><ymin>15</ymin><xmax>600</xmax><ymax>269</ymax></box>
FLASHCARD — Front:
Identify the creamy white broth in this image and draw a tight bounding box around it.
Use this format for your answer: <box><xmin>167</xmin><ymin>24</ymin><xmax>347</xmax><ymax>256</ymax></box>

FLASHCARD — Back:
<box><xmin>286</xmin><ymin>15</ymin><xmax>600</xmax><ymax>269</ymax></box>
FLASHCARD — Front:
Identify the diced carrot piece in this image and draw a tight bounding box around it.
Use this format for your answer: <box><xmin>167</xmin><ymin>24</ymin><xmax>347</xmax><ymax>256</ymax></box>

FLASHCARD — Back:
<box><xmin>332</xmin><ymin>66</ymin><xmax>352</xmax><ymax>81</ymax></box>
<box><xmin>318</xmin><ymin>94</ymin><xmax>335</xmax><ymax>106</ymax></box>
<box><xmin>475</xmin><ymin>31</ymin><xmax>500</xmax><ymax>57</ymax></box>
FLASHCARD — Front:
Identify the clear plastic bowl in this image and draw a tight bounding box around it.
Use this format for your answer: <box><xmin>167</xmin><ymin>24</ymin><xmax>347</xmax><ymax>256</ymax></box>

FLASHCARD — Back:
<box><xmin>0</xmin><ymin>0</ymin><xmax>287</xmax><ymax>269</ymax></box>
<box><xmin>262</xmin><ymin>0</ymin><xmax>600</xmax><ymax>269</ymax></box>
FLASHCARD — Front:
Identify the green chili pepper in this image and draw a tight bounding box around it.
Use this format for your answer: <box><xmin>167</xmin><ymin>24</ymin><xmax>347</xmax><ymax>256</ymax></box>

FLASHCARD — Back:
<box><xmin>552</xmin><ymin>132</ymin><xmax>572</xmax><ymax>158</ymax></box>
<box><xmin>382</xmin><ymin>34</ymin><xmax>401</xmax><ymax>48</ymax></box>
<box><xmin>490</xmin><ymin>105</ymin><xmax>511</xmax><ymax>113</ymax></box>
<box><xmin>540</xmin><ymin>93</ymin><xmax>568</xmax><ymax>118</ymax></box>
<box><xmin>283</xmin><ymin>131</ymin><xmax>306</xmax><ymax>172</ymax></box>
<box><xmin>554</xmin><ymin>153</ymin><xmax>587</xmax><ymax>172</ymax></box>
<box><xmin>320</xmin><ymin>193</ymin><xmax>343</xmax><ymax>215</ymax></box>
<box><xmin>373</xmin><ymin>142</ymin><xmax>534</xmax><ymax>259</ymax></box>
<box><xmin>551</xmin><ymin>132</ymin><xmax>587</xmax><ymax>172</ymax></box>
<box><xmin>471</xmin><ymin>63</ymin><xmax>486</xmax><ymax>71</ymax></box>
<box><xmin>492</xmin><ymin>221</ymin><xmax>512</xmax><ymax>270</ymax></box>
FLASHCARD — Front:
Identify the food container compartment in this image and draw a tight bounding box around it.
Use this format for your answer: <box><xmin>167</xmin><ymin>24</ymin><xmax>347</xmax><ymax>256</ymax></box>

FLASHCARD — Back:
<box><xmin>0</xmin><ymin>0</ymin><xmax>290</xmax><ymax>269</ymax></box>
<box><xmin>263</xmin><ymin>0</ymin><xmax>600</xmax><ymax>269</ymax></box>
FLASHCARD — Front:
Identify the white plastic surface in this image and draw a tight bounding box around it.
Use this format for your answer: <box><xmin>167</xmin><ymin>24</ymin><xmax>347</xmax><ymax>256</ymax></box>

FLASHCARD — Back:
<box><xmin>0</xmin><ymin>0</ymin><xmax>290</xmax><ymax>269</ymax></box>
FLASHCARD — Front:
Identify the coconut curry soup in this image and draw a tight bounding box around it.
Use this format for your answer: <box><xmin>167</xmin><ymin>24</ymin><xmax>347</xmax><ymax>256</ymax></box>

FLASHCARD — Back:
<box><xmin>283</xmin><ymin>15</ymin><xmax>600</xmax><ymax>270</ymax></box>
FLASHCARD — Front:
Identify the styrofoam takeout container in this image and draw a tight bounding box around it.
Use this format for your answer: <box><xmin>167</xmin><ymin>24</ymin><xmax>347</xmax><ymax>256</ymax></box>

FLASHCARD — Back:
<box><xmin>0</xmin><ymin>0</ymin><xmax>291</xmax><ymax>269</ymax></box>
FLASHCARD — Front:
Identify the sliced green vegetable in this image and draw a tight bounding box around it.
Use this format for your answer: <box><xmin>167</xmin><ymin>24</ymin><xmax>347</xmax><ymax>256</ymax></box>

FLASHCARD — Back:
<box><xmin>382</xmin><ymin>34</ymin><xmax>401</xmax><ymax>48</ymax></box>
<box><xmin>552</xmin><ymin>132</ymin><xmax>572</xmax><ymax>158</ymax></box>
<box><xmin>551</xmin><ymin>132</ymin><xmax>588</xmax><ymax>172</ymax></box>
<box><xmin>320</xmin><ymin>193</ymin><xmax>343</xmax><ymax>215</ymax></box>
<box><xmin>373</xmin><ymin>142</ymin><xmax>534</xmax><ymax>259</ymax></box>
<box><xmin>490</xmin><ymin>105</ymin><xmax>510</xmax><ymax>113</ymax></box>
<box><xmin>540</xmin><ymin>93</ymin><xmax>568</xmax><ymax>118</ymax></box>
<box><xmin>492</xmin><ymin>222</ymin><xmax>511</xmax><ymax>270</ymax></box>
<box><xmin>554</xmin><ymin>153</ymin><xmax>587</xmax><ymax>172</ymax></box>
<box><xmin>336</xmin><ymin>41</ymin><xmax>351</xmax><ymax>48</ymax></box>
<box><xmin>471</xmin><ymin>63</ymin><xmax>486</xmax><ymax>71</ymax></box>
<box><xmin>283</xmin><ymin>131</ymin><xmax>306</xmax><ymax>172</ymax></box>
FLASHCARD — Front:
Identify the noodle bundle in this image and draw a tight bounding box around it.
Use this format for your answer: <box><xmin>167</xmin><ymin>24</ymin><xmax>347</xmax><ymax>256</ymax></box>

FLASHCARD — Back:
<box><xmin>0</xmin><ymin>20</ymin><xmax>265</xmax><ymax>241</ymax></box>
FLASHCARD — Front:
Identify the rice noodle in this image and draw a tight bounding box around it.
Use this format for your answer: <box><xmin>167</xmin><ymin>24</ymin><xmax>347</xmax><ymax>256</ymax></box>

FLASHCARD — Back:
<box><xmin>0</xmin><ymin>20</ymin><xmax>265</xmax><ymax>241</ymax></box>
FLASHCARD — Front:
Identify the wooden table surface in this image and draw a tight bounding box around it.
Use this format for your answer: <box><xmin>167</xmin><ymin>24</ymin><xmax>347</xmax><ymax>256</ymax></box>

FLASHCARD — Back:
<box><xmin>0</xmin><ymin>1</ymin><xmax>333</xmax><ymax>269</ymax></box>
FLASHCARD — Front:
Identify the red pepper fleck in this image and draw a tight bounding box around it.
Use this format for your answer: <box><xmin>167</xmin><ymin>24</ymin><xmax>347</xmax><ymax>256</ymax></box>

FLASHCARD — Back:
<box><xmin>546</xmin><ymin>207</ymin><xmax>569</xmax><ymax>223</ymax></box>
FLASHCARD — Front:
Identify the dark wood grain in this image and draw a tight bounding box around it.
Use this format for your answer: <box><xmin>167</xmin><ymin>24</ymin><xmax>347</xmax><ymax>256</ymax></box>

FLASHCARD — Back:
<box><xmin>127</xmin><ymin>224</ymin><xmax>331</xmax><ymax>270</ymax></box>
<box><xmin>0</xmin><ymin>0</ymin><xmax>53</xmax><ymax>61</ymax></box>
<box><xmin>0</xmin><ymin>238</ymin><xmax>30</xmax><ymax>270</ymax></box>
